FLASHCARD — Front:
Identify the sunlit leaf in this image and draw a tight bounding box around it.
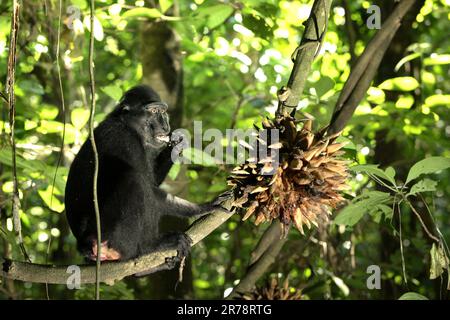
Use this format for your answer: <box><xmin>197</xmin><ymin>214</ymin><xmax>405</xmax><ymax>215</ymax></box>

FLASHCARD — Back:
<box><xmin>424</xmin><ymin>54</ymin><xmax>450</xmax><ymax>66</ymax></box>
<box><xmin>38</xmin><ymin>186</ymin><xmax>65</xmax><ymax>213</ymax></box>
<box><xmin>167</xmin><ymin>163</ymin><xmax>181</xmax><ymax>180</ymax></box>
<box><xmin>367</xmin><ymin>87</ymin><xmax>385</xmax><ymax>104</ymax></box>
<box><xmin>122</xmin><ymin>8</ymin><xmax>162</xmax><ymax>19</ymax></box>
<box><xmin>71</xmin><ymin>108</ymin><xmax>90</xmax><ymax>129</ymax></box>
<box><xmin>424</xmin><ymin>94</ymin><xmax>450</xmax><ymax>108</ymax></box>
<box><xmin>194</xmin><ymin>4</ymin><xmax>234</xmax><ymax>29</ymax></box>
<box><xmin>378</xmin><ymin>77</ymin><xmax>419</xmax><ymax>91</ymax></box>
<box><xmin>394</xmin><ymin>52</ymin><xmax>421</xmax><ymax>72</ymax></box>
<box><xmin>395</xmin><ymin>95</ymin><xmax>414</xmax><ymax>109</ymax></box>
<box><xmin>350</xmin><ymin>164</ymin><xmax>396</xmax><ymax>186</ymax></box>
<box><xmin>159</xmin><ymin>0</ymin><xmax>173</xmax><ymax>13</ymax></box>
<box><xmin>405</xmin><ymin>157</ymin><xmax>450</xmax><ymax>184</ymax></box>
<box><xmin>398</xmin><ymin>292</ymin><xmax>428</xmax><ymax>300</ymax></box>
<box><xmin>429</xmin><ymin>243</ymin><xmax>448</xmax><ymax>280</ymax></box>
<box><xmin>83</xmin><ymin>16</ymin><xmax>104</xmax><ymax>41</ymax></box>
<box><xmin>102</xmin><ymin>85</ymin><xmax>123</xmax><ymax>101</ymax></box>
<box><xmin>39</xmin><ymin>105</ymin><xmax>59</xmax><ymax>120</ymax></box>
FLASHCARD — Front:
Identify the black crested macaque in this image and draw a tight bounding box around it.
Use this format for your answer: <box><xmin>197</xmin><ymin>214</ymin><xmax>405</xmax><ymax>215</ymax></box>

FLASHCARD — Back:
<box><xmin>65</xmin><ymin>85</ymin><xmax>230</xmax><ymax>274</ymax></box>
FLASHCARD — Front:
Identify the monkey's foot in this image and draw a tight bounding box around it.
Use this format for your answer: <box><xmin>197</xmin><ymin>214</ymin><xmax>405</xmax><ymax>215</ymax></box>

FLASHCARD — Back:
<box><xmin>161</xmin><ymin>233</ymin><xmax>192</xmax><ymax>271</ymax></box>
<box><xmin>89</xmin><ymin>240</ymin><xmax>121</xmax><ymax>261</ymax></box>
<box><xmin>174</xmin><ymin>232</ymin><xmax>193</xmax><ymax>259</ymax></box>
<box><xmin>134</xmin><ymin>233</ymin><xmax>192</xmax><ymax>277</ymax></box>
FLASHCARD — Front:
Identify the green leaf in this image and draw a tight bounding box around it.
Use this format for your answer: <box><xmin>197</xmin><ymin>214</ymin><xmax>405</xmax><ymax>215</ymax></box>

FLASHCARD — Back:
<box><xmin>122</xmin><ymin>8</ymin><xmax>162</xmax><ymax>19</ymax></box>
<box><xmin>0</xmin><ymin>149</ymin><xmax>46</xmax><ymax>172</ymax></box>
<box><xmin>398</xmin><ymin>292</ymin><xmax>428</xmax><ymax>300</ymax></box>
<box><xmin>38</xmin><ymin>186</ymin><xmax>65</xmax><ymax>213</ymax></box>
<box><xmin>314</xmin><ymin>76</ymin><xmax>335</xmax><ymax>98</ymax></box>
<box><xmin>101</xmin><ymin>85</ymin><xmax>123</xmax><ymax>102</ymax></box>
<box><xmin>371</xmin><ymin>203</ymin><xmax>393</xmax><ymax>223</ymax></box>
<box><xmin>71</xmin><ymin>108</ymin><xmax>90</xmax><ymax>129</ymax></box>
<box><xmin>424</xmin><ymin>54</ymin><xmax>450</xmax><ymax>66</ymax></box>
<box><xmin>424</xmin><ymin>94</ymin><xmax>450</xmax><ymax>108</ymax></box>
<box><xmin>182</xmin><ymin>148</ymin><xmax>217</xmax><ymax>166</ymax></box>
<box><xmin>39</xmin><ymin>105</ymin><xmax>59</xmax><ymax>120</ymax></box>
<box><xmin>385</xmin><ymin>167</ymin><xmax>396</xmax><ymax>181</ymax></box>
<box><xmin>378</xmin><ymin>77</ymin><xmax>419</xmax><ymax>91</ymax></box>
<box><xmin>367</xmin><ymin>87</ymin><xmax>385</xmax><ymax>104</ymax></box>
<box><xmin>350</xmin><ymin>164</ymin><xmax>396</xmax><ymax>186</ymax></box>
<box><xmin>194</xmin><ymin>4</ymin><xmax>234</xmax><ymax>29</ymax></box>
<box><xmin>159</xmin><ymin>0</ymin><xmax>173</xmax><ymax>13</ymax></box>
<box><xmin>334</xmin><ymin>191</ymin><xmax>391</xmax><ymax>226</ymax></box>
<box><xmin>405</xmin><ymin>157</ymin><xmax>450</xmax><ymax>184</ymax></box>
<box><xmin>429</xmin><ymin>243</ymin><xmax>448</xmax><ymax>280</ymax></box>
<box><xmin>407</xmin><ymin>178</ymin><xmax>437</xmax><ymax>196</ymax></box>
<box><xmin>395</xmin><ymin>95</ymin><xmax>414</xmax><ymax>109</ymax></box>
<box><xmin>167</xmin><ymin>163</ymin><xmax>181</xmax><ymax>180</ymax></box>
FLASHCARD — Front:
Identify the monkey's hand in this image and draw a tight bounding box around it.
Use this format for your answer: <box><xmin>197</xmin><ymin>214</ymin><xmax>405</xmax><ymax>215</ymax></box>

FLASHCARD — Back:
<box><xmin>208</xmin><ymin>190</ymin><xmax>235</xmax><ymax>214</ymax></box>
<box><xmin>168</xmin><ymin>132</ymin><xmax>184</xmax><ymax>147</ymax></box>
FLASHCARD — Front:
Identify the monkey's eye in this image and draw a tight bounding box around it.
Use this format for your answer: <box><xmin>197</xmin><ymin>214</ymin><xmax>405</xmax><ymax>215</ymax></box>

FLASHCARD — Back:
<box><xmin>149</xmin><ymin>107</ymin><xmax>158</xmax><ymax>114</ymax></box>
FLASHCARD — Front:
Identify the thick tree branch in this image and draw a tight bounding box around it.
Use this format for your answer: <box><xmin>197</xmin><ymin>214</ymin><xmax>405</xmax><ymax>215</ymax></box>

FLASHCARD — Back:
<box><xmin>249</xmin><ymin>222</ymin><xmax>282</xmax><ymax>265</ymax></box>
<box><xmin>1</xmin><ymin>209</ymin><xmax>233</xmax><ymax>285</ymax></box>
<box><xmin>327</xmin><ymin>0</ymin><xmax>417</xmax><ymax>136</ymax></box>
<box><xmin>278</xmin><ymin>0</ymin><xmax>332</xmax><ymax>113</ymax></box>
<box><xmin>229</xmin><ymin>227</ymin><xmax>287</xmax><ymax>298</ymax></box>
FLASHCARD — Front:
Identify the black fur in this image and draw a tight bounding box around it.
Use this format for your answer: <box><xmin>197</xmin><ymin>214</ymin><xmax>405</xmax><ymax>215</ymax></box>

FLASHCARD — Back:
<box><xmin>65</xmin><ymin>85</ymin><xmax>229</xmax><ymax>269</ymax></box>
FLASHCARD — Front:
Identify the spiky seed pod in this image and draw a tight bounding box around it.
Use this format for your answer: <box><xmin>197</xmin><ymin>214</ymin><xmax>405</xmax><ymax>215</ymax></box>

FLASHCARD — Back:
<box><xmin>227</xmin><ymin>113</ymin><xmax>349</xmax><ymax>237</ymax></box>
<box><xmin>240</xmin><ymin>277</ymin><xmax>302</xmax><ymax>300</ymax></box>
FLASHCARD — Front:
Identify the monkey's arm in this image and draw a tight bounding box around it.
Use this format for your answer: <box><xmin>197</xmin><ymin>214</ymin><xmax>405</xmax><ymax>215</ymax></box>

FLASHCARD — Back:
<box><xmin>162</xmin><ymin>191</ymin><xmax>233</xmax><ymax>218</ymax></box>
<box><xmin>154</xmin><ymin>146</ymin><xmax>174</xmax><ymax>185</ymax></box>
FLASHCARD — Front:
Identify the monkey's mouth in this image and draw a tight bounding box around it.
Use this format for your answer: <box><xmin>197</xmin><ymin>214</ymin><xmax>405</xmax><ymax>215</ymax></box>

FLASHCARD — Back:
<box><xmin>155</xmin><ymin>134</ymin><xmax>170</xmax><ymax>143</ymax></box>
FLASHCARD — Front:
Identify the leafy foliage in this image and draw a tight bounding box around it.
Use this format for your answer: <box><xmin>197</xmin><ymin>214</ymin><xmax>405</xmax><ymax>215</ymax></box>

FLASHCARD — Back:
<box><xmin>0</xmin><ymin>0</ymin><xmax>449</xmax><ymax>300</ymax></box>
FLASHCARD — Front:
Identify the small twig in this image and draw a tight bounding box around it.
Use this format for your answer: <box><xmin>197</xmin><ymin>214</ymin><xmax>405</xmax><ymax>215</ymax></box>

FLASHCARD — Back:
<box><xmin>6</xmin><ymin>0</ymin><xmax>30</xmax><ymax>263</ymax></box>
<box><xmin>46</xmin><ymin>0</ymin><xmax>67</xmax><ymax>300</ymax></box>
<box><xmin>88</xmin><ymin>0</ymin><xmax>102</xmax><ymax>300</ymax></box>
<box><xmin>397</xmin><ymin>201</ymin><xmax>408</xmax><ymax>285</ymax></box>
<box><xmin>407</xmin><ymin>201</ymin><xmax>440</xmax><ymax>243</ymax></box>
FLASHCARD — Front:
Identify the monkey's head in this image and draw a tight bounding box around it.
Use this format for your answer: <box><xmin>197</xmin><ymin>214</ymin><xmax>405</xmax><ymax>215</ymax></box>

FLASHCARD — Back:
<box><xmin>115</xmin><ymin>85</ymin><xmax>171</xmax><ymax>148</ymax></box>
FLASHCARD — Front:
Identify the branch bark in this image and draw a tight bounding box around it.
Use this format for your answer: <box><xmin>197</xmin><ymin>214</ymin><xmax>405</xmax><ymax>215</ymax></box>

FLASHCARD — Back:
<box><xmin>1</xmin><ymin>209</ymin><xmax>233</xmax><ymax>285</ymax></box>
<box><xmin>327</xmin><ymin>0</ymin><xmax>417</xmax><ymax>136</ymax></box>
<box><xmin>229</xmin><ymin>225</ymin><xmax>287</xmax><ymax>298</ymax></box>
<box><xmin>279</xmin><ymin>0</ymin><xmax>332</xmax><ymax>112</ymax></box>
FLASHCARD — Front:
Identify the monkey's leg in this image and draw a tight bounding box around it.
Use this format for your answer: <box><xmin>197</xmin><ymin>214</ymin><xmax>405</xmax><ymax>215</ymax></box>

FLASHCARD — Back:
<box><xmin>134</xmin><ymin>232</ymin><xmax>192</xmax><ymax>277</ymax></box>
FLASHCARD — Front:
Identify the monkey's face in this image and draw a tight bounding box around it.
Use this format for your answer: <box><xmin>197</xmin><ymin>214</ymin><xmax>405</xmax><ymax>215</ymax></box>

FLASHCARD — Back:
<box><xmin>143</xmin><ymin>102</ymin><xmax>171</xmax><ymax>148</ymax></box>
<box><xmin>117</xmin><ymin>85</ymin><xmax>171</xmax><ymax>148</ymax></box>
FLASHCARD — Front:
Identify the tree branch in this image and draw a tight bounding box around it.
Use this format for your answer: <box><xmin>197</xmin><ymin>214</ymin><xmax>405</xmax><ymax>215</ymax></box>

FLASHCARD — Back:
<box><xmin>278</xmin><ymin>0</ymin><xmax>332</xmax><ymax>113</ymax></box>
<box><xmin>1</xmin><ymin>209</ymin><xmax>233</xmax><ymax>285</ymax></box>
<box><xmin>249</xmin><ymin>222</ymin><xmax>282</xmax><ymax>265</ymax></box>
<box><xmin>229</xmin><ymin>227</ymin><xmax>287</xmax><ymax>298</ymax></box>
<box><xmin>327</xmin><ymin>0</ymin><xmax>417</xmax><ymax>136</ymax></box>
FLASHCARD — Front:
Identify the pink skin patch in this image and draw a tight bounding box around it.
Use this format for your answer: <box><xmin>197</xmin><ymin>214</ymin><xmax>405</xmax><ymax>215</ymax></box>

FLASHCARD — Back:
<box><xmin>89</xmin><ymin>240</ymin><xmax>121</xmax><ymax>261</ymax></box>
